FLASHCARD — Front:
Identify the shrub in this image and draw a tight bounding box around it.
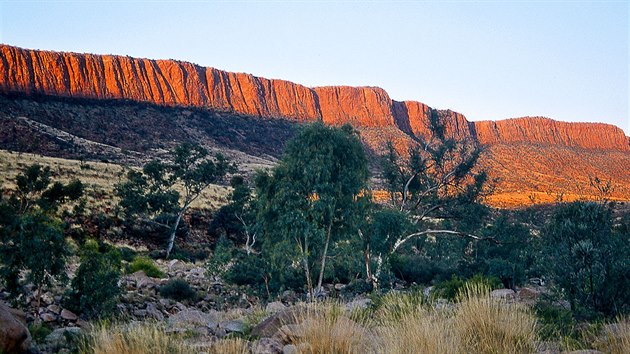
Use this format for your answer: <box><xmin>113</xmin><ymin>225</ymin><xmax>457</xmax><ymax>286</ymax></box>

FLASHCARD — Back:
<box><xmin>118</xmin><ymin>247</ymin><xmax>137</xmax><ymax>262</ymax></box>
<box><xmin>66</xmin><ymin>247</ymin><xmax>122</xmax><ymax>319</ymax></box>
<box><xmin>159</xmin><ymin>279</ymin><xmax>197</xmax><ymax>302</ymax></box>
<box><xmin>29</xmin><ymin>322</ymin><xmax>52</xmax><ymax>343</ymax></box>
<box><xmin>433</xmin><ymin>274</ymin><xmax>501</xmax><ymax>300</ymax></box>
<box><xmin>541</xmin><ymin>202</ymin><xmax>630</xmax><ymax>318</ymax></box>
<box><xmin>129</xmin><ymin>256</ymin><xmax>165</xmax><ymax>278</ymax></box>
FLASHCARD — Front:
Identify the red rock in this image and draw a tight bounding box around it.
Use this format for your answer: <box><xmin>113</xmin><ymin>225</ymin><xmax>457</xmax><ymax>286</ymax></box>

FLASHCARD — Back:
<box><xmin>0</xmin><ymin>302</ymin><xmax>31</xmax><ymax>353</ymax></box>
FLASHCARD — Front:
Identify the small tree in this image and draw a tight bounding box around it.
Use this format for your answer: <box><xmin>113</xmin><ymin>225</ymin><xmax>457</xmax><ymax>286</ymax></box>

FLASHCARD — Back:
<box><xmin>255</xmin><ymin>123</ymin><xmax>369</xmax><ymax>298</ymax></box>
<box><xmin>0</xmin><ymin>164</ymin><xmax>83</xmax><ymax>314</ymax></box>
<box><xmin>116</xmin><ymin>143</ymin><xmax>234</xmax><ymax>258</ymax></box>
<box><xmin>541</xmin><ymin>202</ymin><xmax>630</xmax><ymax>318</ymax></box>
<box><xmin>65</xmin><ymin>241</ymin><xmax>122</xmax><ymax>319</ymax></box>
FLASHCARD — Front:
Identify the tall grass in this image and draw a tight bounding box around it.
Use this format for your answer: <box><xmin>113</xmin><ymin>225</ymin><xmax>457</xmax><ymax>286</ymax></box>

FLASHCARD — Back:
<box><xmin>287</xmin><ymin>301</ymin><xmax>373</xmax><ymax>354</ymax></box>
<box><xmin>80</xmin><ymin>322</ymin><xmax>193</xmax><ymax>354</ymax></box>
<box><xmin>454</xmin><ymin>284</ymin><xmax>537</xmax><ymax>354</ymax></box>
<box><xmin>594</xmin><ymin>316</ymin><xmax>630</xmax><ymax>354</ymax></box>
<box><xmin>375</xmin><ymin>284</ymin><xmax>537</xmax><ymax>354</ymax></box>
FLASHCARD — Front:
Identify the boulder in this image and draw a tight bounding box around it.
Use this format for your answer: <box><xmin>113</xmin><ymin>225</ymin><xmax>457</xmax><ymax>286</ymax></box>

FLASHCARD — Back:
<box><xmin>490</xmin><ymin>288</ymin><xmax>516</xmax><ymax>300</ymax></box>
<box><xmin>345</xmin><ymin>298</ymin><xmax>372</xmax><ymax>311</ymax></box>
<box><xmin>60</xmin><ymin>309</ymin><xmax>78</xmax><ymax>321</ymax></box>
<box><xmin>251</xmin><ymin>337</ymin><xmax>283</xmax><ymax>354</ymax></box>
<box><xmin>45</xmin><ymin>327</ymin><xmax>82</xmax><ymax>348</ymax></box>
<box><xmin>220</xmin><ymin>319</ymin><xmax>245</xmax><ymax>333</ymax></box>
<box><xmin>251</xmin><ymin>307</ymin><xmax>305</xmax><ymax>338</ymax></box>
<box><xmin>40</xmin><ymin>312</ymin><xmax>57</xmax><ymax>322</ymax></box>
<box><xmin>282</xmin><ymin>344</ymin><xmax>298</xmax><ymax>354</ymax></box>
<box><xmin>265</xmin><ymin>301</ymin><xmax>287</xmax><ymax>314</ymax></box>
<box><xmin>168</xmin><ymin>309</ymin><xmax>219</xmax><ymax>328</ymax></box>
<box><xmin>0</xmin><ymin>302</ymin><xmax>31</xmax><ymax>354</ymax></box>
<box><xmin>146</xmin><ymin>303</ymin><xmax>164</xmax><ymax>321</ymax></box>
<box><xmin>517</xmin><ymin>287</ymin><xmax>541</xmax><ymax>301</ymax></box>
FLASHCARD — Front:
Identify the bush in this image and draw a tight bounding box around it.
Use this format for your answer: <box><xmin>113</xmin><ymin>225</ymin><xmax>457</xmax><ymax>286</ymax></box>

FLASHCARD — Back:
<box><xmin>159</xmin><ymin>279</ymin><xmax>197</xmax><ymax>302</ymax></box>
<box><xmin>29</xmin><ymin>322</ymin><xmax>52</xmax><ymax>343</ymax></box>
<box><xmin>129</xmin><ymin>256</ymin><xmax>165</xmax><ymax>278</ymax></box>
<box><xmin>541</xmin><ymin>202</ymin><xmax>630</xmax><ymax>318</ymax></box>
<box><xmin>118</xmin><ymin>247</ymin><xmax>137</xmax><ymax>262</ymax></box>
<box><xmin>433</xmin><ymin>274</ymin><xmax>502</xmax><ymax>301</ymax></box>
<box><xmin>65</xmin><ymin>247</ymin><xmax>122</xmax><ymax>319</ymax></box>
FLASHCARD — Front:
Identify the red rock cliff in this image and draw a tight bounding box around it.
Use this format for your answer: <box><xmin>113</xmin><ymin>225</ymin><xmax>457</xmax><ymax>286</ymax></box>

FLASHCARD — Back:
<box><xmin>1</xmin><ymin>44</ymin><xmax>628</xmax><ymax>151</ymax></box>
<box><xmin>474</xmin><ymin>117</ymin><xmax>629</xmax><ymax>151</ymax></box>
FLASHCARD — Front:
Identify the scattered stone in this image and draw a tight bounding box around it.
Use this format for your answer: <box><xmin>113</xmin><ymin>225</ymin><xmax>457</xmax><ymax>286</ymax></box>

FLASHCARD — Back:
<box><xmin>168</xmin><ymin>309</ymin><xmax>219</xmax><ymax>327</ymax></box>
<box><xmin>490</xmin><ymin>288</ymin><xmax>516</xmax><ymax>300</ymax></box>
<box><xmin>251</xmin><ymin>307</ymin><xmax>305</xmax><ymax>338</ymax></box>
<box><xmin>47</xmin><ymin>304</ymin><xmax>61</xmax><ymax>315</ymax></box>
<box><xmin>220</xmin><ymin>319</ymin><xmax>245</xmax><ymax>333</ymax></box>
<box><xmin>40</xmin><ymin>312</ymin><xmax>57</xmax><ymax>323</ymax></box>
<box><xmin>146</xmin><ymin>303</ymin><xmax>164</xmax><ymax>321</ymax></box>
<box><xmin>45</xmin><ymin>327</ymin><xmax>82</xmax><ymax>348</ymax></box>
<box><xmin>0</xmin><ymin>302</ymin><xmax>31</xmax><ymax>354</ymax></box>
<box><xmin>168</xmin><ymin>259</ymin><xmax>186</xmax><ymax>272</ymax></box>
<box><xmin>273</xmin><ymin>324</ymin><xmax>302</xmax><ymax>344</ymax></box>
<box><xmin>345</xmin><ymin>298</ymin><xmax>372</xmax><ymax>311</ymax></box>
<box><xmin>334</xmin><ymin>283</ymin><xmax>346</xmax><ymax>291</ymax></box>
<box><xmin>282</xmin><ymin>344</ymin><xmax>298</xmax><ymax>354</ymax></box>
<box><xmin>517</xmin><ymin>287</ymin><xmax>540</xmax><ymax>301</ymax></box>
<box><xmin>423</xmin><ymin>286</ymin><xmax>434</xmax><ymax>297</ymax></box>
<box><xmin>266</xmin><ymin>301</ymin><xmax>286</xmax><ymax>314</ymax></box>
<box><xmin>60</xmin><ymin>309</ymin><xmax>78</xmax><ymax>321</ymax></box>
<box><xmin>251</xmin><ymin>337</ymin><xmax>283</xmax><ymax>354</ymax></box>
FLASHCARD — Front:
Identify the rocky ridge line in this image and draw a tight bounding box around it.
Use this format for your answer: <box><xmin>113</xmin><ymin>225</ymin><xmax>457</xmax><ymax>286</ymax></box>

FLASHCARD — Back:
<box><xmin>1</xmin><ymin>44</ymin><xmax>628</xmax><ymax>151</ymax></box>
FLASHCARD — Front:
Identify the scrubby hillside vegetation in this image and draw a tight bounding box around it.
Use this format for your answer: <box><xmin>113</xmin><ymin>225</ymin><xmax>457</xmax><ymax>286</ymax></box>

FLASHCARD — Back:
<box><xmin>1</xmin><ymin>120</ymin><xmax>629</xmax><ymax>354</ymax></box>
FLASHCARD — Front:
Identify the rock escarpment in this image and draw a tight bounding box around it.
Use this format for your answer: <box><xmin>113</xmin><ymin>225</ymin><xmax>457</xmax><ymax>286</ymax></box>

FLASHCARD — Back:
<box><xmin>2</xmin><ymin>44</ymin><xmax>628</xmax><ymax>152</ymax></box>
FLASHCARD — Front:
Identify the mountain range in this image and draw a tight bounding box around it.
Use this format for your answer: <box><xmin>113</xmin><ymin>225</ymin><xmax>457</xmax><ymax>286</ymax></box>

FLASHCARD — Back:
<box><xmin>1</xmin><ymin>44</ymin><xmax>629</xmax><ymax>207</ymax></box>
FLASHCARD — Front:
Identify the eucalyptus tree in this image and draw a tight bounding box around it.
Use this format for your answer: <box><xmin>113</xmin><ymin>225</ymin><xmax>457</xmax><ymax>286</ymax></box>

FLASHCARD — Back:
<box><xmin>116</xmin><ymin>143</ymin><xmax>234</xmax><ymax>258</ymax></box>
<box><xmin>255</xmin><ymin>123</ymin><xmax>369</xmax><ymax>298</ymax></box>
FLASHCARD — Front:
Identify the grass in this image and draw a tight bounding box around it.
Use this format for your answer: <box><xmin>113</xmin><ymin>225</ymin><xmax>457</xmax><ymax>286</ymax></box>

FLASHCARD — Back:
<box><xmin>0</xmin><ymin>149</ymin><xmax>231</xmax><ymax>211</ymax></box>
<box><xmin>80</xmin><ymin>322</ymin><xmax>193</xmax><ymax>354</ymax></box>
<box><xmin>128</xmin><ymin>256</ymin><xmax>165</xmax><ymax>278</ymax></box>
<box><xmin>287</xmin><ymin>301</ymin><xmax>373</xmax><ymax>354</ymax></box>
<box><xmin>593</xmin><ymin>316</ymin><xmax>630</xmax><ymax>354</ymax></box>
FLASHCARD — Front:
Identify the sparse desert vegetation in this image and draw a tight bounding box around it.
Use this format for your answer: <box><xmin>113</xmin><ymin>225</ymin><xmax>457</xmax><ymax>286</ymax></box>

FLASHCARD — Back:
<box><xmin>1</xmin><ymin>121</ymin><xmax>629</xmax><ymax>354</ymax></box>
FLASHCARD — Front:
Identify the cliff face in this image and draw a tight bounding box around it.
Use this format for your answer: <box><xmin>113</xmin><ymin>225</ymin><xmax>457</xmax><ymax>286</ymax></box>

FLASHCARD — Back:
<box><xmin>1</xmin><ymin>44</ymin><xmax>628</xmax><ymax>152</ymax></box>
<box><xmin>474</xmin><ymin>117</ymin><xmax>629</xmax><ymax>151</ymax></box>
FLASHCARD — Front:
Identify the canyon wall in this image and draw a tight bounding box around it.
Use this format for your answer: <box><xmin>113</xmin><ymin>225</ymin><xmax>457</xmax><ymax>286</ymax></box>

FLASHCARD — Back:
<box><xmin>1</xmin><ymin>44</ymin><xmax>628</xmax><ymax>151</ymax></box>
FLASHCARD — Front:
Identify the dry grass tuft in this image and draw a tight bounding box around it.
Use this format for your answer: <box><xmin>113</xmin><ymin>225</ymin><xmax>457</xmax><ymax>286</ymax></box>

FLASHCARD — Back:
<box><xmin>205</xmin><ymin>338</ymin><xmax>249</xmax><ymax>354</ymax></box>
<box><xmin>453</xmin><ymin>284</ymin><xmax>537</xmax><ymax>354</ymax></box>
<box><xmin>377</xmin><ymin>308</ymin><xmax>458</xmax><ymax>354</ymax></box>
<box><xmin>593</xmin><ymin>316</ymin><xmax>630</xmax><ymax>354</ymax></box>
<box><xmin>80</xmin><ymin>322</ymin><xmax>194</xmax><ymax>354</ymax></box>
<box><xmin>289</xmin><ymin>301</ymin><xmax>373</xmax><ymax>354</ymax></box>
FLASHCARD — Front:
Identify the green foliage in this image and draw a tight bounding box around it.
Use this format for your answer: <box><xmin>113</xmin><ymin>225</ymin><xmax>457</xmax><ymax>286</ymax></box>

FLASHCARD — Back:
<box><xmin>116</xmin><ymin>143</ymin><xmax>235</xmax><ymax>257</ymax></box>
<box><xmin>118</xmin><ymin>246</ymin><xmax>138</xmax><ymax>262</ymax></box>
<box><xmin>0</xmin><ymin>164</ymin><xmax>82</xmax><ymax>299</ymax></box>
<box><xmin>206</xmin><ymin>236</ymin><xmax>236</xmax><ymax>277</ymax></box>
<box><xmin>433</xmin><ymin>274</ymin><xmax>502</xmax><ymax>300</ymax></box>
<box><xmin>29</xmin><ymin>322</ymin><xmax>52</xmax><ymax>343</ymax></box>
<box><xmin>255</xmin><ymin>123</ymin><xmax>369</xmax><ymax>296</ymax></box>
<box><xmin>159</xmin><ymin>278</ymin><xmax>197</xmax><ymax>302</ymax></box>
<box><xmin>129</xmin><ymin>256</ymin><xmax>165</xmax><ymax>278</ymax></box>
<box><xmin>208</xmin><ymin>176</ymin><xmax>255</xmax><ymax>245</ymax></box>
<box><xmin>66</xmin><ymin>244</ymin><xmax>122</xmax><ymax>319</ymax></box>
<box><xmin>541</xmin><ymin>202</ymin><xmax>630</xmax><ymax>318</ymax></box>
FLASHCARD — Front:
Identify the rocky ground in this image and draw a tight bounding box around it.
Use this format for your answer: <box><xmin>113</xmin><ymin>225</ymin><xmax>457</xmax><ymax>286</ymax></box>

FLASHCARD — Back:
<box><xmin>0</xmin><ymin>258</ymin><xmax>620</xmax><ymax>354</ymax></box>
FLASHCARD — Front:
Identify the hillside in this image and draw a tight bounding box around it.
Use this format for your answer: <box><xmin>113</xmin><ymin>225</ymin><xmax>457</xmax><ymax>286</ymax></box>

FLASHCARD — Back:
<box><xmin>1</xmin><ymin>44</ymin><xmax>629</xmax><ymax>206</ymax></box>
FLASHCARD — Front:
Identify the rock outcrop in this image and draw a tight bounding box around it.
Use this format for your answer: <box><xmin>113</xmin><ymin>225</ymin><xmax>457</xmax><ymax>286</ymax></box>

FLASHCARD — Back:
<box><xmin>0</xmin><ymin>302</ymin><xmax>31</xmax><ymax>354</ymax></box>
<box><xmin>474</xmin><ymin>117</ymin><xmax>629</xmax><ymax>151</ymax></box>
<box><xmin>2</xmin><ymin>44</ymin><xmax>628</xmax><ymax>152</ymax></box>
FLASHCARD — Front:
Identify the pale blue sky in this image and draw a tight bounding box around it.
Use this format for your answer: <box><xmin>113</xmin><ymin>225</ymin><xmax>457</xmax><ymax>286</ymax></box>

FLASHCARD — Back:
<box><xmin>1</xmin><ymin>1</ymin><xmax>628</xmax><ymax>134</ymax></box>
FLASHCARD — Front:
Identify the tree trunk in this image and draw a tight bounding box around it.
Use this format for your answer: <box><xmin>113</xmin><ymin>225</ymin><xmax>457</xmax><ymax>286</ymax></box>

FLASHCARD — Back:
<box><xmin>316</xmin><ymin>221</ymin><xmax>333</xmax><ymax>294</ymax></box>
<box><xmin>166</xmin><ymin>209</ymin><xmax>186</xmax><ymax>258</ymax></box>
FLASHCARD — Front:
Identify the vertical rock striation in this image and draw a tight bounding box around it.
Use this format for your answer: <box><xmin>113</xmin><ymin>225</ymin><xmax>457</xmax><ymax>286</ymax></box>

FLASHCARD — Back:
<box><xmin>1</xmin><ymin>44</ymin><xmax>628</xmax><ymax>151</ymax></box>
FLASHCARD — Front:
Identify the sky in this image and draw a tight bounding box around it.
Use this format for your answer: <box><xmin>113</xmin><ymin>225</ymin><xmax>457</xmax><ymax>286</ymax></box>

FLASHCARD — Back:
<box><xmin>1</xmin><ymin>0</ymin><xmax>628</xmax><ymax>134</ymax></box>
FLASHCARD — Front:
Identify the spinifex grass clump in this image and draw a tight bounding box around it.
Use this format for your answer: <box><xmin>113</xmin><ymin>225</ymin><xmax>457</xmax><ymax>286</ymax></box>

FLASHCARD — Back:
<box><xmin>80</xmin><ymin>322</ymin><xmax>193</xmax><ymax>354</ymax></box>
<box><xmin>453</xmin><ymin>284</ymin><xmax>537</xmax><ymax>354</ymax></box>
